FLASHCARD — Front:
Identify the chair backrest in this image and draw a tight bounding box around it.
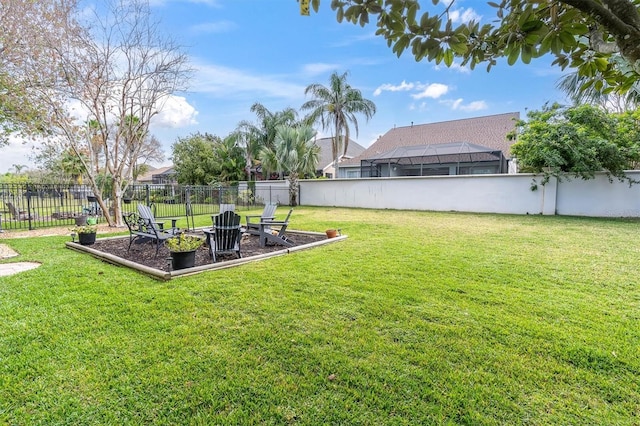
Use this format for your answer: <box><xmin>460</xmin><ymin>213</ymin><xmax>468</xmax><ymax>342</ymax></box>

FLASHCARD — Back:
<box><xmin>219</xmin><ymin>203</ymin><xmax>235</xmax><ymax>214</ymax></box>
<box><xmin>137</xmin><ymin>203</ymin><xmax>153</xmax><ymax>220</ymax></box>
<box><xmin>137</xmin><ymin>203</ymin><xmax>160</xmax><ymax>232</ymax></box>
<box><xmin>6</xmin><ymin>202</ymin><xmax>19</xmax><ymax>218</ymax></box>
<box><xmin>281</xmin><ymin>208</ymin><xmax>293</xmax><ymax>223</ymax></box>
<box><xmin>6</xmin><ymin>202</ymin><xmax>25</xmax><ymax>220</ymax></box>
<box><xmin>213</xmin><ymin>211</ymin><xmax>241</xmax><ymax>251</ymax></box>
<box><xmin>262</xmin><ymin>203</ymin><xmax>277</xmax><ymax>219</ymax></box>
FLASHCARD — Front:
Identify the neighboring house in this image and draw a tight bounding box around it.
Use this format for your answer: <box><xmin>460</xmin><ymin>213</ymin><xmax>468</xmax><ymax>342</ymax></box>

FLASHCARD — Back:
<box><xmin>339</xmin><ymin>112</ymin><xmax>519</xmax><ymax>178</ymax></box>
<box><xmin>313</xmin><ymin>136</ymin><xmax>366</xmax><ymax>178</ymax></box>
<box><xmin>136</xmin><ymin>166</ymin><xmax>177</xmax><ymax>184</ymax></box>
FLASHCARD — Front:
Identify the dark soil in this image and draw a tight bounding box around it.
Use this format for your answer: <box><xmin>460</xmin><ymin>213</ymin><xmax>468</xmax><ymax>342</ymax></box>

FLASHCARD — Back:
<box><xmin>89</xmin><ymin>231</ymin><xmax>326</xmax><ymax>271</ymax></box>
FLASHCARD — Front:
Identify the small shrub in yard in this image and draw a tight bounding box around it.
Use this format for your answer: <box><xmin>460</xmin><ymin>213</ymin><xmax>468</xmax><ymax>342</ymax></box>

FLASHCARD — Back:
<box><xmin>166</xmin><ymin>234</ymin><xmax>204</xmax><ymax>252</ymax></box>
<box><xmin>70</xmin><ymin>225</ymin><xmax>97</xmax><ymax>234</ymax></box>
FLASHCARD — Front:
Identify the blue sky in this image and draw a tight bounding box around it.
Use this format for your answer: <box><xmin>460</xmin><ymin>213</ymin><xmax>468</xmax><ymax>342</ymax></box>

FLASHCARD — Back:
<box><xmin>1</xmin><ymin>0</ymin><xmax>570</xmax><ymax>173</ymax></box>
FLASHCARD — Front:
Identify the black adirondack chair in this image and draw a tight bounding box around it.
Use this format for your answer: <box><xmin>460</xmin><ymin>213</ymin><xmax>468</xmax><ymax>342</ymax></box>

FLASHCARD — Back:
<box><xmin>206</xmin><ymin>210</ymin><xmax>242</xmax><ymax>262</ymax></box>
<box><xmin>258</xmin><ymin>209</ymin><xmax>294</xmax><ymax>248</ymax></box>
<box><xmin>245</xmin><ymin>203</ymin><xmax>277</xmax><ymax>236</ymax></box>
<box><xmin>137</xmin><ymin>203</ymin><xmax>180</xmax><ymax>234</ymax></box>
<box><xmin>123</xmin><ymin>212</ymin><xmax>175</xmax><ymax>257</ymax></box>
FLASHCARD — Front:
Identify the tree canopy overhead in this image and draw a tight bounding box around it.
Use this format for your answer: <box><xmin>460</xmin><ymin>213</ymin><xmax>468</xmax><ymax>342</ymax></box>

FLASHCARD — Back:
<box><xmin>304</xmin><ymin>0</ymin><xmax>640</xmax><ymax>95</ymax></box>
<box><xmin>0</xmin><ymin>0</ymin><xmax>81</xmax><ymax>145</ymax></box>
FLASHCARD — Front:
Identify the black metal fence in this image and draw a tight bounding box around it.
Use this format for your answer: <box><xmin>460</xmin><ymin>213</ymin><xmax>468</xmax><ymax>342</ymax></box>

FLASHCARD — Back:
<box><xmin>0</xmin><ymin>182</ymin><xmax>290</xmax><ymax>232</ymax></box>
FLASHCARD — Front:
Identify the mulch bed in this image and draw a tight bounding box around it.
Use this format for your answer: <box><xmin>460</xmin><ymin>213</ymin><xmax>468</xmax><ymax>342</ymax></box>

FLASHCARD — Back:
<box><xmin>89</xmin><ymin>231</ymin><xmax>326</xmax><ymax>271</ymax></box>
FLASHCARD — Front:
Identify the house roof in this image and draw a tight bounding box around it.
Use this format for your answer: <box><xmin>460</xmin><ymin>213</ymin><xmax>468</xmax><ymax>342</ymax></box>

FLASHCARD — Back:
<box><xmin>313</xmin><ymin>136</ymin><xmax>366</xmax><ymax>169</ymax></box>
<box><xmin>136</xmin><ymin>165</ymin><xmax>173</xmax><ymax>182</ymax></box>
<box><xmin>341</xmin><ymin>112</ymin><xmax>519</xmax><ymax>166</ymax></box>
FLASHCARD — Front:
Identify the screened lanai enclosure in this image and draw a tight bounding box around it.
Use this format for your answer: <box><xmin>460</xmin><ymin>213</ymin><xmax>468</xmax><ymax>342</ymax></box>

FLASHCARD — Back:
<box><xmin>360</xmin><ymin>142</ymin><xmax>508</xmax><ymax>177</ymax></box>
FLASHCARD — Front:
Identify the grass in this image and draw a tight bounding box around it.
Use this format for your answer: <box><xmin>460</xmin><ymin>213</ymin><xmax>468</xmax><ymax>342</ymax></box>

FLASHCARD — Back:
<box><xmin>1</xmin><ymin>207</ymin><xmax>639</xmax><ymax>424</ymax></box>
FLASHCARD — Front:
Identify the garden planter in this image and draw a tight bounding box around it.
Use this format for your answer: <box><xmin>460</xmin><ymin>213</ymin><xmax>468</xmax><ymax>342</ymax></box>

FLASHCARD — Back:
<box><xmin>325</xmin><ymin>229</ymin><xmax>338</xmax><ymax>238</ymax></box>
<box><xmin>75</xmin><ymin>215</ymin><xmax>88</xmax><ymax>226</ymax></box>
<box><xmin>171</xmin><ymin>250</ymin><xmax>197</xmax><ymax>270</ymax></box>
<box><xmin>78</xmin><ymin>232</ymin><xmax>96</xmax><ymax>246</ymax></box>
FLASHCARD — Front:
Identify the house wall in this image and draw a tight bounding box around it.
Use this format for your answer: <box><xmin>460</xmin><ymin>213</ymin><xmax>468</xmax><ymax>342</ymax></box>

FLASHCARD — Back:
<box><xmin>299</xmin><ymin>171</ymin><xmax>640</xmax><ymax>217</ymax></box>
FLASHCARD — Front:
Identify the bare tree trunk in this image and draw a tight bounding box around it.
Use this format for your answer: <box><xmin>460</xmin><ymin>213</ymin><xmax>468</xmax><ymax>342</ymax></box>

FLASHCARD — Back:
<box><xmin>288</xmin><ymin>173</ymin><xmax>299</xmax><ymax>206</ymax></box>
<box><xmin>32</xmin><ymin>0</ymin><xmax>191</xmax><ymax>228</ymax></box>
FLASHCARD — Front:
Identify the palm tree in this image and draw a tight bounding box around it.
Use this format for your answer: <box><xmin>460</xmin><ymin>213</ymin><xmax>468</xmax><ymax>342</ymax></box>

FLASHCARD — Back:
<box><xmin>214</xmin><ymin>135</ymin><xmax>247</xmax><ymax>184</ymax></box>
<box><xmin>302</xmin><ymin>71</ymin><xmax>376</xmax><ymax>178</ymax></box>
<box><xmin>260</xmin><ymin>125</ymin><xmax>320</xmax><ymax>206</ymax></box>
<box><xmin>11</xmin><ymin>164</ymin><xmax>27</xmax><ymax>175</ymax></box>
<box><xmin>235</xmin><ymin>103</ymin><xmax>299</xmax><ymax>180</ymax></box>
<box><xmin>557</xmin><ymin>67</ymin><xmax>640</xmax><ymax>113</ymax></box>
<box><xmin>60</xmin><ymin>149</ymin><xmax>88</xmax><ymax>184</ymax></box>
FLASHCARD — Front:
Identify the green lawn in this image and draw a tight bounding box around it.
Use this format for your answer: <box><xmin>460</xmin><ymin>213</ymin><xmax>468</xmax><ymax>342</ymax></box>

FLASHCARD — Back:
<box><xmin>1</xmin><ymin>207</ymin><xmax>639</xmax><ymax>424</ymax></box>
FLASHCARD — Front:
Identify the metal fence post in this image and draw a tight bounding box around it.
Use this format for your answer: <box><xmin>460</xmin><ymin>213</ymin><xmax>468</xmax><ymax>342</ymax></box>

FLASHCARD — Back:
<box><xmin>26</xmin><ymin>184</ymin><xmax>33</xmax><ymax>230</ymax></box>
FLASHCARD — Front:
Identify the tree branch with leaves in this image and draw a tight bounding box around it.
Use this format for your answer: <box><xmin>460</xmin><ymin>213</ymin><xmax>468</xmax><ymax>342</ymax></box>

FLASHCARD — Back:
<box><xmin>303</xmin><ymin>0</ymin><xmax>640</xmax><ymax>96</ymax></box>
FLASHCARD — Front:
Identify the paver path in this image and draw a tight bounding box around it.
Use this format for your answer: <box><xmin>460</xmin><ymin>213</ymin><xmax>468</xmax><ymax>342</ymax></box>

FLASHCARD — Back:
<box><xmin>0</xmin><ymin>243</ymin><xmax>41</xmax><ymax>276</ymax></box>
<box><xmin>0</xmin><ymin>225</ymin><xmax>122</xmax><ymax>276</ymax></box>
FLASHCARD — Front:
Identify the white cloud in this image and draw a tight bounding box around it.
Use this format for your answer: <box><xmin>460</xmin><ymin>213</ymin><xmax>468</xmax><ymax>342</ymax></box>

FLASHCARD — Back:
<box><xmin>330</xmin><ymin>32</ymin><xmax>378</xmax><ymax>48</ymax></box>
<box><xmin>302</xmin><ymin>63</ymin><xmax>340</xmax><ymax>77</ymax></box>
<box><xmin>192</xmin><ymin>60</ymin><xmax>306</xmax><ymax>101</ymax></box>
<box><xmin>408</xmin><ymin>102</ymin><xmax>429</xmax><ymax>112</ymax></box>
<box><xmin>440</xmin><ymin>98</ymin><xmax>488</xmax><ymax>112</ymax></box>
<box><xmin>433</xmin><ymin>62</ymin><xmax>471</xmax><ymax>74</ymax></box>
<box><xmin>459</xmin><ymin>100</ymin><xmax>488</xmax><ymax>111</ymax></box>
<box><xmin>152</xmin><ymin>95</ymin><xmax>199</xmax><ymax>128</ymax></box>
<box><xmin>190</xmin><ymin>20</ymin><xmax>236</xmax><ymax>34</ymax></box>
<box><xmin>450</xmin><ymin>8</ymin><xmax>481</xmax><ymax>24</ymax></box>
<box><xmin>0</xmin><ymin>136</ymin><xmax>38</xmax><ymax>173</ymax></box>
<box><xmin>373</xmin><ymin>80</ymin><xmax>415</xmax><ymax>96</ymax></box>
<box><xmin>374</xmin><ymin>81</ymin><xmax>450</xmax><ymax>100</ymax></box>
<box><xmin>411</xmin><ymin>83</ymin><xmax>449</xmax><ymax>99</ymax></box>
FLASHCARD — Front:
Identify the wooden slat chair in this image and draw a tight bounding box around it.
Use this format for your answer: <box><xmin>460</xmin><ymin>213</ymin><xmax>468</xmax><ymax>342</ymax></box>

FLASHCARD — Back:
<box><xmin>137</xmin><ymin>203</ymin><xmax>179</xmax><ymax>234</ymax></box>
<box><xmin>6</xmin><ymin>202</ymin><xmax>36</xmax><ymax>220</ymax></box>
<box><xmin>211</xmin><ymin>204</ymin><xmax>236</xmax><ymax>225</ymax></box>
<box><xmin>258</xmin><ymin>209</ymin><xmax>294</xmax><ymax>248</ymax></box>
<box><xmin>206</xmin><ymin>210</ymin><xmax>242</xmax><ymax>262</ymax></box>
<box><xmin>245</xmin><ymin>203</ymin><xmax>277</xmax><ymax>236</ymax></box>
<box><xmin>123</xmin><ymin>212</ymin><xmax>176</xmax><ymax>257</ymax></box>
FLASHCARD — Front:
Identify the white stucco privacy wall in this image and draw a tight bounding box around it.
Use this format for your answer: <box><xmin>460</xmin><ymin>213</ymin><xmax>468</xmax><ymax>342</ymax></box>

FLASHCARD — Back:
<box><xmin>298</xmin><ymin>171</ymin><xmax>640</xmax><ymax>217</ymax></box>
<box><xmin>555</xmin><ymin>171</ymin><xmax>640</xmax><ymax>217</ymax></box>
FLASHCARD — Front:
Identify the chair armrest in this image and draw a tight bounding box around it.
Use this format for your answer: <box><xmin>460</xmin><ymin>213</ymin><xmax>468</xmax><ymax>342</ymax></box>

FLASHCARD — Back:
<box><xmin>260</xmin><ymin>219</ymin><xmax>287</xmax><ymax>226</ymax></box>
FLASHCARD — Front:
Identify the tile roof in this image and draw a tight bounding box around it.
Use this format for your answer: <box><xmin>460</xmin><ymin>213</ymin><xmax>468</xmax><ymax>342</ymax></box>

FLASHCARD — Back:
<box><xmin>136</xmin><ymin>165</ymin><xmax>173</xmax><ymax>182</ymax></box>
<box><xmin>313</xmin><ymin>136</ymin><xmax>366</xmax><ymax>169</ymax></box>
<box><xmin>341</xmin><ymin>112</ymin><xmax>519</xmax><ymax>166</ymax></box>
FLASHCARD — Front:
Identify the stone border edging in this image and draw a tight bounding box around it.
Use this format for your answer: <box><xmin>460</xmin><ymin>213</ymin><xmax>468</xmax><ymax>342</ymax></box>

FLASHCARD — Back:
<box><xmin>65</xmin><ymin>231</ymin><xmax>347</xmax><ymax>280</ymax></box>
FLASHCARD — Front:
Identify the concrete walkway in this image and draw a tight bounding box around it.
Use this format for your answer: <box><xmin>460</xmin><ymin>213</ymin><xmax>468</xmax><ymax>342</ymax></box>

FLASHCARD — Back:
<box><xmin>0</xmin><ymin>224</ymin><xmax>124</xmax><ymax>276</ymax></box>
<box><xmin>0</xmin><ymin>261</ymin><xmax>42</xmax><ymax>276</ymax></box>
<box><xmin>0</xmin><ymin>243</ymin><xmax>41</xmax><ymax>276</ymax></box>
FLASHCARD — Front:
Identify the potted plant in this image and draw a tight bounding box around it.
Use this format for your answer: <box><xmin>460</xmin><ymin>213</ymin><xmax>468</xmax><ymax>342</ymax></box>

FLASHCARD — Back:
<box><xmin>166</xmin><ymin>234</ymin><xmax>204</xmax><ymax>270</ymax></box>
<box><xmin>325</xmin><ymin>229</ymin><xmax>340</xmax><ymax>238</ymax></box>
<box><xmin>71</xmin><ymin>224</ymin><xmax>98</xmax><ymax>245</ymax></box>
